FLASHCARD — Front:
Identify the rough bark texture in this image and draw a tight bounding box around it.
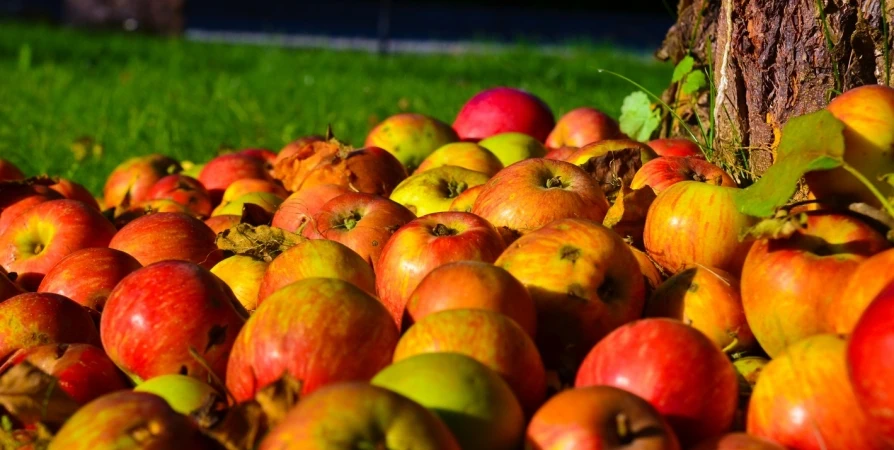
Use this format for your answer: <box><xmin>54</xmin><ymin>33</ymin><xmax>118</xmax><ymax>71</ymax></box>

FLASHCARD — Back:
<box><xmin>657</xmin><ymin>0</ymin><xmax>893</xmax><ymax>183</ymax></box>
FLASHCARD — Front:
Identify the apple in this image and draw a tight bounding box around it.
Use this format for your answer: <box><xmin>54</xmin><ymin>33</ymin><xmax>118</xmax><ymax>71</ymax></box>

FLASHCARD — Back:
<box><xmin>238</xmin><ymin>147</ymin><xmax>278</xmax><ymax>164</ymax></box>
<box><xmin>565</xmin><ymin>139</ymin><xmax>659</xmax><ymax>168</ymax></box>
<box><xmin>647</xmin><ymin>138</ymin><xmax>704</xmax><ymax>158</ymax></box>
<box><xmin>365</xmin><ymin>113</ymin><xmax>460</xmax><ymax>171</ymax></box>
<box><xmin>198</xmin><ymin>153</ymin><xmax>274</xmax><ymax>204</ymax></box>
<box><xmin>644</xmin><ymin>266</ymin><xmax>756</xmax><ymax>354</ymax></box>
<box><xmin>741</xmin><ymin>211</ymin><xmax>889</xmax><ymax>357</ymax></box>
<box><xmin>690</xmin><ymin>433</ymin><xmax>784</xmax><ymax>450</ymax></box>
<box><xmin>48</xmin><ymin>391</ymin><xmax>218</xmax><ymax>449</ymax></box>
<box><xmin>847</xmin><ymin>281</ymin><xmax>894</xmax><ymax>445</ymax></box>
<box><xmin>389</xmin><ymin>165</ymin><xmax>490</xmax><ymax>217</ymax></box>
<box><xmin>205</xmin><ymin>214</ymin><xmax>242</xmax><ymax>234</ymax></box>
<box><xmin>0</xmin><ymin>159</ymin><xmax>25</xmax><ymax>180</ymax></box>
<box><xmin>495</xmin><ymin>218</ymin><xmax>646</xmax><ymax>376</ymax></box>
<box><xmin>544</xmin><ymin>145</ymin><xmax>578</xmax><ymax>161</ymax></box>
<box><xmin>644</xmin><ymin>181</ymin><xmax>755</xmax><ymax>276</ymax></box>
<box><xmin>146</xmin><ymin>174</ymin><xmax>213</xmax><ymax>217</ymax></box>
<box><xmin>227</xmin><ymin>278</ymin><xmax>399</xmax><ymax>401</ymax></box>
<box><xmin>828</xmin><ymin>247</ymin><xmax>894</xmax><ymax>334</ymax></box>
<box><xmin>629</xmin><ymin>244</ymin><xmax>663</xmax><ymax>295</ymax></box>
<box><xmin>546</xmin><ymin>107</ymin><xmax>623</xmax><ymax>148</ymax></box>
<box><xmin>471</xmin><ymin>158</ymin><xmax>609</xmax><ymax>243</ymax></box>
<box><xmin>631</xmin><ymin>156</ymin><xmax>736</xmax><ymax>194</ymax></box>
<box><xmin>103</xmin><ymin>154</ymin><xmax>182</xmax><ymax>209</ymax></box>
<box><xmin>101</xmin><ymin>260</ymin><xmax>247</xmax><ymax>383</ymax></box>
<box><xmin>806</xmin><ymin>84</ymin><xmax>894</xmax><ymax>206</ymax></box>
<box><xmin>374</xmin><ymin>211</ymin><xmax>506</xmax><ymax>327</ymax></box>
<box><xmin>404</xmin><ymin>260</ymin><xmax>536</xmax><ymax>338</ymax></box>
<box><xmin>275</xmin><ymin>135</ymin><xmax>326</xmax><ymax>166</ymax></box>
<box><xmin>448</xmin><ymin>184</ymin><xmax>483</xmax><ymax>212</ymax></box>
<box><xmin>109</xmin><ymin>212</ymin><xmax>224</xmax><ymax>270</ymax></box>
<box><xmin>575</xmin><ymin>318</ymin><xmax>738</xmax><ymax>447</ymax></box>
<box><xmin>37</xmin><ymin>247</ymin><xmax>142</xmax><ymax>312</ymax></box>
<box><xmin>414</xmin><ymin>142</ymin><xmax>504</xmax><ymax>177</ymax></box>
<box><xmin>271</xmin><ymin>184</ymin><xmax>351</xmax><ymax>235</ymax></box>
<box><xmin>210</xmin><ymin>255</ymin><xmax>268</xmax><ymax>312</ymax></box>
<box><xmin>212</xmin><ymin>191</ymin><xmax>284</xmax><ymax>216</ymax></box>
<box><xmin>310</xmin><ymin>192</ymin><xmax>416</xmax><ymax>270</ymax></box>
<box><xmin>0</xmin><ymin>343</ymin><xmax>130</xmax><ymax>405</ymax></box>
<box><xmin>453</xmin><ymin>87</ymin><xmax>555</xmax><ymax>143</ymax></box>
<box><xmin>748</xmin><ymin>334</ymin><xmax>887</xmax><ymax>450</ymax></box>
<box><xmin>478</xmin><ymin>132</ymin><xmax>548</xmax><ymax>167</ymax></box>
<box><xmin>258</xmin><ymin>382</ymin><xmax>461</xmax><ymax>450</ymax></box>
<box><xmin>526</xmin><ymin>386</ymin><xmax>681</xmax><ymax>450</ymax></box>
<box><xmin>0</xmin><ymin>184</ymin><xmax>64</xmax><ymax>236</ymax></box>
<box><xmin>0</xmin><ymin>267</ymin><xmax>22</xmax><ymax>301</ymax></box>
<box><xmin>0</xmin><ymin>199</ymin><xmax>117</xmax><ymax>290</ymax></box>
<box><xmin>221</xmin><ymin>178</ymin><xmax>287</xmax><ymax>203</ymax></box>
<box><xmin>133</xmin><ymin>374</ymin><xmax>219</xmax><ymax>415</ymax></box>
<box><xmin>257</xmin><ymin>238</ymin><xmax>377</xmax><ymax>303</ymax></box>
<box><xmin>0</xmin><ymin>292</ymin><xmax>101</xmax><ymax>362</ymax></box>
<box><xmin>48</xmin><ymin>178</ymin><xmax>101</xmax><ymax>210</ymax></box>
<box><xmin>371</xmin><ymin>352</ymin><xmax>525</xmax><ymax>450</ymax></box>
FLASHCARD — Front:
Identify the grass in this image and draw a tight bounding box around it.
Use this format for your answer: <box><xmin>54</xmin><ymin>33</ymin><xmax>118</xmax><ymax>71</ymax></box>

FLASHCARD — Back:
<box><xmin>0</xmin><ymin>21</ymin><xmax>672</xmax><ymax>195</ymax></box>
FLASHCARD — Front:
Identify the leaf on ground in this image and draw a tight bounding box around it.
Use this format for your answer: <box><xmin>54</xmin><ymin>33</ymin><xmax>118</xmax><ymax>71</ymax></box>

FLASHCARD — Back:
<box><xmin>681</xmin><ymin>70</ymin><xmax>707</xmax><ymax>95</ymax></box>
<box><xmin>603</xmin><ymin>182</ymin><xmax>656</xmax><ymax>244</ymax></box>
<box><xmin>672</xmin><ymin>55</ymin><xmax>695</xmax><ymax>83</ymax></box>
<box><xmin>734</xmin><ymin>109</ymin><xmax>846</xmax><ymax>217</ymax></box>
<box><xmin>216</xmin><ymin>224</ymin><xmax>305</xmax><ymax>262</ymax></box>
<box><xmin>619</xmin><ymin>91</ymin><xmax>661</xmax><ymax>142</ymax></box>
<box><xmin>0</xmin><ymin>362</ymin><xmax>80</xmax><ymax>430</ymax></box>
<box><xmin>577</xmin><ymin>148</ymin><xmax>643</xmax><ymax>202</ymax></box>
<box><xmin>739</xmin><ymin>211</ymin><xmax>809</xmax><ymax>241</ymax></box>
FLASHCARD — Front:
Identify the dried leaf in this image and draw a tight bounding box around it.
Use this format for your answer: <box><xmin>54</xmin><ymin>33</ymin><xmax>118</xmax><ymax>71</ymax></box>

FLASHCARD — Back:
<box><xmin>216</xmin><ymin>224</ymin><xmax>305</xmax><ymax>262</ymax></box>
<box><xmin>577</xmin><ymin>148</ymin><xmax>643</xmax><ymax>202</ymax></box>
<box><xmin>273</xmin><ymin>138</ymin><xmax>352</xmax><ymax>192</ymax></box>
<box><xmin>239</xmin><ymin>203</ymin><xmax>273</xmax><ymax>226</ymax></box>
<box><xmin>603</xmin><ymin>182</ymin><xmax>657</xmax><ymax>245</ymax></box>
<box><xmin>253</xmin><ymin>374</ymin><xmax>302</xmax><ymax>428</ymax></box>
<box><xmin>738</xmin><ymin>211</ymin><xmax>809</xmax><ymax>241</ymax></box>
<box><xmin>0</xmin><ymin>362</ymin><xmax>80</xmax><ymax>430</ymax></box>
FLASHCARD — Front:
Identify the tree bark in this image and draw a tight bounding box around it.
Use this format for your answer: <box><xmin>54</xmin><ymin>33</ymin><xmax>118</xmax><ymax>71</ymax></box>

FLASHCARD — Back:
<box><xmin>657</xmin><ymin>0</ymin><xmax>893</xmax><ymax>184</ymax></box>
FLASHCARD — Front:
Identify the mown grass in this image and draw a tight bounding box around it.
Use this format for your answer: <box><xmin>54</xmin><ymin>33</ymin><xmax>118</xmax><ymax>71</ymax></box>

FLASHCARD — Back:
<box><xmin>0</xmin><ymin>21</ymin><xmax>672</xmax><ymax>195</ymax></box>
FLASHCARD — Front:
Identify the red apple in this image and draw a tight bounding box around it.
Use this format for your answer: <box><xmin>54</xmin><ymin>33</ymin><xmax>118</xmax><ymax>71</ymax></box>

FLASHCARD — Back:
<box><xmin>527</xmin><ymin>386</ymin><xmax>681</xmax><ymax>450</ymax></box>
<box><xmin>0</xmin><ymin>184</ymin><xmax>64</xmax><ymax>236</ymax></box>
<box><xmin>748</xmin><ymin>334</ymin><xmax>887</xmax><ymax>450</ymax></box>
<box><xmin>103</xmin><ymin>154</ymin><xmax>182</xmax><ymax>209</ymax></box>
<box><xmin>146</xmin><ymin>174</ymin><xmax>213</xmax><ymax>217</ymax></box>
<box><xmin>271</xmin><ymin>184</ymin><xmax>351</xmax><ymax>236</ymax></box>
<box><xmin>575</xmin><ymin>318</ymin><xmax>739</xmax><ymax>447</ymax></box>
<box><xmin>48</xmin><ymin>178</ymin><xmax>101</xmax><ymax>210</ymax></box>
<box><xmin>0</xmin><ymin>159</ymin><xmax>25</xmax><ymax>181</ymax></box>
<box><xmin>227</xmin><ymin>278</ymin><xmax>399</xmax><ymax>401</ymax></box>
<box><xmin>828</xmin><ymin>247</ymin><xmax>894</xmax><ymax>334</ymax></box>
<box><xmin>471</xmin><ymin>158</ymin><xmax>609</xmax><ymax>243</ymax></box>
<box><xmin>448</xmin><ymin>184</ymin><xmax>484</xmax><ymax>212</ymax></box>
<box><xmin>198</xmin><ymin>153</ymin><xmax>273</xmax><ymax>204</ymax></box>
<box><xmin>0</xmin><ymin>199</ymin><xmax>117</xmax><ymax>290</ymax></box>
<box><xmin>375</xmin><ymin>211</ymin><xmax>506</xmax><ymax>328</ymax></box>
<box><xmin>365</xmin><ymin>113</ymin><xmax>460</xmax><ymax>171</ymax></box>
<box><xmin>453</xmin><ymin>87</ymin><xmax>555</xmax><ymax>142</ymax></box>
<box><xmin>543</xmin><ymin>145</ymin><xmax>578</xmax><ymax>161</ymax></box>
<box><xmin>221</xmin><ymin>178</ymin><xmax>288</xmax><ymax>203</ymax></box>
<box><xmin>205</xmin><ymin>214</ymin><xmax>242</xmax><ymax>234</ymax></box>
<box><xmin>741</xmin><ymin>212</ymin><xmax>889</xmax><ymax>357</ymax></box>
<box><xmin>546</xmin><ymin>107</ymin><xmax>623</xmax><ymax>148</ymax></box>
<box><xmin>109</xmin><ymin>212</ymin><xmax>223</xmax><ymax>270</ymax></box>
<box><xmin>101</xmin><ymin>260</ymin><xmax>247</xmax><ymax>383</ymax></box>
<box><xmin>238</xmin><ymin>147</ymin><xmax>277</xmax><ymax>164</ymax></box>
<box><xmin>310</xmin><ymin>192</ymin><xmax>416</xmax><ymax>271</ymax></box>
<box><xmin>414</xmin><ymin>142</ymin><xmax>504</xmax><ymax>177</ymax></box>
<box><xmin>690</xmin><ymin>433</ymin><xmax>784</xmax><ymax>450</ymax></box>
<box><xmin>37</xmin><ymin>247</ymin><xmax>142</xmax><ymax>312</ymax></box>
<box><xmin>631</xmin><ymin>156</ymin><xmax>736</xmax><ymax>194</ymax></box>
<box><xmin>647</xmin><ymin>138</ymin><xmax>704</xmax><ymax>158</ymax></box>
<box><xmin>847</xmin><ymin>281</ymin><xmax>894</xmax><ymax>446</ymax></box>
<box><xmin>275</xmin><ymin>135</ymin><xmax>326</xmax><ymax>166</ymax></box>
<box><xmin>495</xmin><ymin>218</ymin><xmax>645</xmax><ymax>375</ymax></box>
<box><xmin>0</xmin><ymin>292</ymin><xmax>100</xmax><ymax>362</ymax></box>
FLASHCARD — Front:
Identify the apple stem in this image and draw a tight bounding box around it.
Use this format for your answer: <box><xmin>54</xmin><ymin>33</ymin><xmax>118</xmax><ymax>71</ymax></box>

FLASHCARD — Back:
<box><xmin>546</xmin><ymin>176</ymin><xmax>564</xmax><ymax>188</ymax></box>
<box><xmin>432</xmin><ymin>223</ymin><xmax>456</xmax><ymax>237</ymax></box>
<box><xmin>842</xmin><ymin>163</ymin><xmax>894</xmax><ymax>220</ymax></box>
<box><xmin>615</xmin><ymin>412</ymin><xmax>633</xmax><ymax>444</ymax></box>
<box><xmin>721</xmin><ymin>337</ymin><xmax>739</xmax><ymax>354</ymax></box>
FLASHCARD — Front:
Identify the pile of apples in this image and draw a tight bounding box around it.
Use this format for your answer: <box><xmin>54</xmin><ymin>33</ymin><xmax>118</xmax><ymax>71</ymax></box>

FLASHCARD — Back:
<box><xmin>0</xmin><ymin>84</ymin><xmax>893</xmax><ymax>450</ymax></box>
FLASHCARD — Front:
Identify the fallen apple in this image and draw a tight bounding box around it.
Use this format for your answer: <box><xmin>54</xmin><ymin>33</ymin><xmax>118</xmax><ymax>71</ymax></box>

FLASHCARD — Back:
<box><xmin>109</xmin><ymin>211</ymin><xmax>223</xmax><ymax>270</ymax></box>
<box><xmin>37</xmin><ymin>247</ymin><xmax>142</xmax><ymax>312</ymax></box>
<box><xmin>365</xmin><ymin>113</ymin><xmax>459</xmax><ymax>172</ymax></box>
<box><xmin>389</xmin><ymin>165</ymin><xmax>490</xmax><ymax>217</ymax></box>
<box><xmin>478</xmin><ymin>131</ymin><xmax>548</xmax><ymax>167</ymax></box>
<box><xmin>453</xmin><ymin>87</ymin><xmax>555</xmax><ymax>143</ymax></box>
<box><xmin>414</xmin><ymin>142</ymin><xmax>504</xmax><ymax>177</ymax></box>
<box><xmin>133</xmin><ymin>374</ymin><xmax>219</xmax><ymax>415</ymax></box>
<box><xmin>546</xmin><ymin>107</ymin><xmax>623</xmax><ymax>148</ymax></box>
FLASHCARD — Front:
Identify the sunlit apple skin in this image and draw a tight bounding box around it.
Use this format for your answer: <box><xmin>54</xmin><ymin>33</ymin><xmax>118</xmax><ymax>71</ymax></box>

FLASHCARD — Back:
<box><xmin>101</xmin><ymin>261</ymin><xmax>246</xmax><ymax>384</ymax></box>
<box><xmin>37</xmin><ymin>248</ymin><xmax>142</xmax><ymax>312</ymax></box>
<box><xmin>227</xmin><ymin>278</ymin><xmax>399</xmax><ymax>401</ymax></box>
<box><xmin>414</xmin><ymin>142</ymin><xmax>504</xmax><ymax>177</ymax></box>
<box><xmin>472</xmin><ymin>158</ymin><xmax>609</xmax><ymax>242</ymax></box>
<box><xmin>526</xmin><ymin>386</ymin><xmax>681</xmax><ymax>450</ymax></box>
<box><xmin>448</xmin><ymin>184</ymin><xmax>484</xmax><ymax>212</ymax></box>
<box><xmin>644</xmin><ymin>266</ymin><xmax>755</xmax><ymax>354</ymax></box>
<box><xmin>365</xmin><ymin>113</ymin><xmax>460</xmax><ymax>172</ymax></box>
<box><xmin>146</xmin><ymin>174</ymin><xmax>213</xmax><ymax>217</ymax></box>
<box><xmin>109</xmin><ymin>212</ymin><xmax>223</xmax><ymax>270</ymax></box>
<box><xmin>375</xmin><ymin>211</ymin><xmax>506</xmax><ymax>328</ymax></box>
<box><xmin>271</xmin><ymin>184</ymin><xmax>351</xmax><ymax>236</ymax></box>
<box><xmin>496</xmin><ymin>218</ymin><xmax>645</xmax><ymax>376</ymax></box>
<box><xmin>0</xmin><ymin>343</ymin><xmax>130</xmax><ymax>405</ymax></box>
<box><xmin>275</xmin><ymin>135</ymin><xmax>326</xmax><ymax>166</ymax></box>
<box><xmin>565</xmin><ymin>139</ymin><xmax>659</xmax><ymax>167</ymax></box>
<box><xmin>478</xmin><ymin>132</ymin><xmax>549</xmax><ymax>167</ymax></box>
<box><xmin>210</xmin><ymin>255</ymin><xmax>268</xmax><ymax>312</ymax></box>
<box><xmin>259</xmin><ymin>382</ymin><xmax>461</xmax><ymax>450</ymax></box>
<box><xmin>221</xmin><ymin>178</ymin><xmax>288</xmax><ymax>203</ymax></box>
<box><xmin>48</xmin><ymin>391</ymin><xmax>218</xmax><ymax>450</ymax></box>
<box><xmin>0</xmin><ymin>184</ymin><xmax>64</xmax><ymax>236</ymax></box>
<box><xmin>212</xmin><ymin>191</ymin><xmax>283</xmax><ymax>217</ymax></box>
<box><xmin>828</xmin><ymin>247</ymin><xmax>894</xmax><ymax>334</ymax></box>
<box><xmin>257</xmin><ymin>239</ymin><xmax>376</xmax><ymax>303</ymax></box>
<box><xmin>647</xmin><ymin>138</ymin><xmax>704</xmax><ymax>158</ymax></box>
<box><xmin>103</xmin><ymin>154</ymin><xmax>182</xmax><ymax>209</ymax></box>
<box><xmin>133</xmin><ymin>374</ymin><xmax>219</xmax><ymax>415</ymax></box>
<box><xmin>806</xmin><ymin>84</ymin><xmax>894</xmax><ymax>206</ymax></box>
<box><xmin>631</xmin><ymin>156</ymin><xmax>736</xmax><ymax>194</ymax></box>
<box><xmin>741</xmin><ymin>212</ymin><xmax>889</xmax><ymax>357</ymax></box>
<box><xmin>311</xmin><ymin>192</ymin><xmax>416</xmax><ymax>271</ymax></box>
<box><xmin>544</xmin><ymin>145</ymin><xmax>578</xmax><ymax>161</ymax></box>
<box><xmin>48</xmin><ymin>178</ymin><xmax>101</xmax><ymax>210</ymax></box>
<box><xmin>238</xmin><ymin>147</ymin><xmax>278</xmax><ymax>165</ymax></box>
<box><xmin>404</xmin><ymin>260</ymin><xmax>536</xmax><ymax>338</ymax></box>
<box><xmin>205</xmin><ymin>214</ymin><xmax>242</xmax><ymax>234</ymax></box>
<box><xmin>389</xmin><ymin>165</ymin><xmax>491</xmax><ymax>217</ymax></box>
<box><xmin>546</xmin><ymin>107</ymin><xmax>623</xmax><ymax>148</ymax></box>
<box><xmin>847</xmin><ymin>282</ymin><xmax>894</xmax><ymax>446</ymax></box>
<box><xmin>644</xmin><ymin>181</ymin><xmax>755</xmax><ymax>276</ymax></box>
<box><xmin>453</xmin><ymin>87</ymin><xmax>555</xmax><ymax>143</ymax></box>
<box><xmin>734</xmin><ymin>356</ymin><xmax>769</xmax><ymax>389</ymax></box>
<box><xmin>394</xmin><ymin>309</ymin><xmax>546</xmax><ymax>415</ymax></box>
<box><xmin>0</xmin><ymin>292</ymin><xmax>101</xmax><ymax>362</ymax></box>
<box><xmin>0</xmin><ymin>199</ymin><xmax>117</xmax><ymax>289</ymax></box>
<box><xmin>629</xmin><ymin>244</ymin><xmax>663</xmax><ymax>295</ymax></box>
<box><xmin>689</xmin><ymin>433</ymin><xmax>784</xmax><ymax>450</ymax></box>
<box><xmin>747</xmin><ymin>334</ymin><xmax>888</xmax><ymax>450</ymax></box>
<box><xmin>198</xmin><ymin>153</ymin><xmax>274</xmax><ymax>204</ymax></box>
<box><xmin>576</xmin><ymin>318</ymin><xmax>738</xmax><ymax>447</ymax></box>
<box><xmin>0</xmin><ymin>159</ymin><xmax>25</xmax><ymax>181</ymax></box>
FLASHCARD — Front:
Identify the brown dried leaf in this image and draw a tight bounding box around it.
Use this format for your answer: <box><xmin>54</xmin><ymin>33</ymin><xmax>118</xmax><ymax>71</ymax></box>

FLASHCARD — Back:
<box><xmin>273</xmin><ymin>138</ymin><xmax>351</xmax><ymax>192</ymax></box>
<box><xmin>577</xmin><ymin>148</ymin><xmax>643</xmax><ymax>202</ymax></box>
<box><xmin>0</xmin><ymin>362</ymin><xmax>80</xmax><ymax>430</ymax></box>
<box><xmin>216</xmin><ymin>224</ymin><xmax>305</xmax><ymax>262</ymax></box>
<box><xmin>253</xmin><ymin>373</ymin><xmax>302</xmax><ymax>428</ymax></box>
<box><xmin>603</xmin><ymin>183</ymin><xmax>656</xmax><ymax>246</ymax></box>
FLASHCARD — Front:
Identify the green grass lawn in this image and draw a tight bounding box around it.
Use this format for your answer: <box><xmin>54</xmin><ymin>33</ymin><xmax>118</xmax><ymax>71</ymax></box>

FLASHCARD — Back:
<box><xmin>0</xmin><ymin>21</ymin><xmax>672</xmax><ymax>195</ymax></box>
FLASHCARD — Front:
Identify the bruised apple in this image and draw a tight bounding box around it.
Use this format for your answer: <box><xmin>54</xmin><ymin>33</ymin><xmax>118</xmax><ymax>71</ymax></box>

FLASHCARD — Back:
<box><xmin>0</xmin><ymin>292</ymin><xmax>101</xmax><ymax>362</ymax></box>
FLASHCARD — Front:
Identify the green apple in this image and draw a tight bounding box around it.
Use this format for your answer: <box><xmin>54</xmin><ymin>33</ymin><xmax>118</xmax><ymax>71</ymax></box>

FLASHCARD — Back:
<box><xmin>371</xmin><ymin>352</ymin><xmax>524</xmax><ymax>450</ymax></box>
<box><xmin>133</xmin><ymin>374</ymin><xmax>219</xmax><ymax>415</ymax></box>
<box><xmin>365</xmin><ymin>113</ymin><xmax>460</xmax><ymax>172</ymax></box>
<box><xmin>389</xmin><ymin>166</ymin><xmax>490</xmax><ymax>216</ymax></box>
<box><xmin>478</xmin><ymin>132</ymin><xmax>547</xmax><ymax>167</ymax></box>
<box><xmin>414</xmin><ymin>142</ymin><xmax>504</xmax><ymax>177</ymax></box>
<box><xmin>211</xmin><ymin>191</ymin><xmax>283</xmax><ymax>217</ymax></box>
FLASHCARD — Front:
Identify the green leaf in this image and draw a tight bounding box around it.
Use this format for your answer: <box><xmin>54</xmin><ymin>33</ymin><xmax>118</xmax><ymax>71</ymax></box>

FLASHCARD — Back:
<box><xmin>881</xmin><ymin>173</ymin><xmax>894</xmax><ymax>188</ymax></box>
<box><xmin>681</xmin><ymin>70</ymin><xmax>707</xmax><ymax>95</ymax></box>
<box><xmin>734</xmin><ymin>109</ymin><xmax>847</xmax><ymax>217</ymax></box>
<box><xmin>619</xmin><ymin>91</ymin><xmax>661</xmax><ymax>142</ymax></box>
<box><xmin>672</xmin><ymin>56</ymin><xmax>694</xmax><ymax>83</ymax></box>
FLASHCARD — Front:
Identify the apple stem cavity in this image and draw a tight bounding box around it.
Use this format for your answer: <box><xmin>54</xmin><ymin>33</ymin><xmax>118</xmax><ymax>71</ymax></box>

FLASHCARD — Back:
<box><xmin>615</xmin><ymin>412</ymin><xmax>633</xmax><ymax>445</ymax></box>
<box><xmin>545</xmin><ymin>176</ymin><xmax>565</xmax><ymax>189</ymax></box>
<box><xmin>446</xmin><ymin>180</ymin><xmax>468</xmax><ymax>199</ymax></box>
<box><xmin>339</xmin><ymin>211</ymin><xmax>362</xmax><ymax>231</ymax></box>
<box><xmin>432</xmin><ymin>223</ymin><xmax>457</xmax><ymax>237</ymax></box>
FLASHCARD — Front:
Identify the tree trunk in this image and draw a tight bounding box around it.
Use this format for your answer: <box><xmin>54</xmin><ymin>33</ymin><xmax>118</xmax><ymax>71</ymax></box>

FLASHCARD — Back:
<box><xmin>657</xmin><ymin>0</ymin><xmax>893</xmax><ymax>184</ymax></box>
